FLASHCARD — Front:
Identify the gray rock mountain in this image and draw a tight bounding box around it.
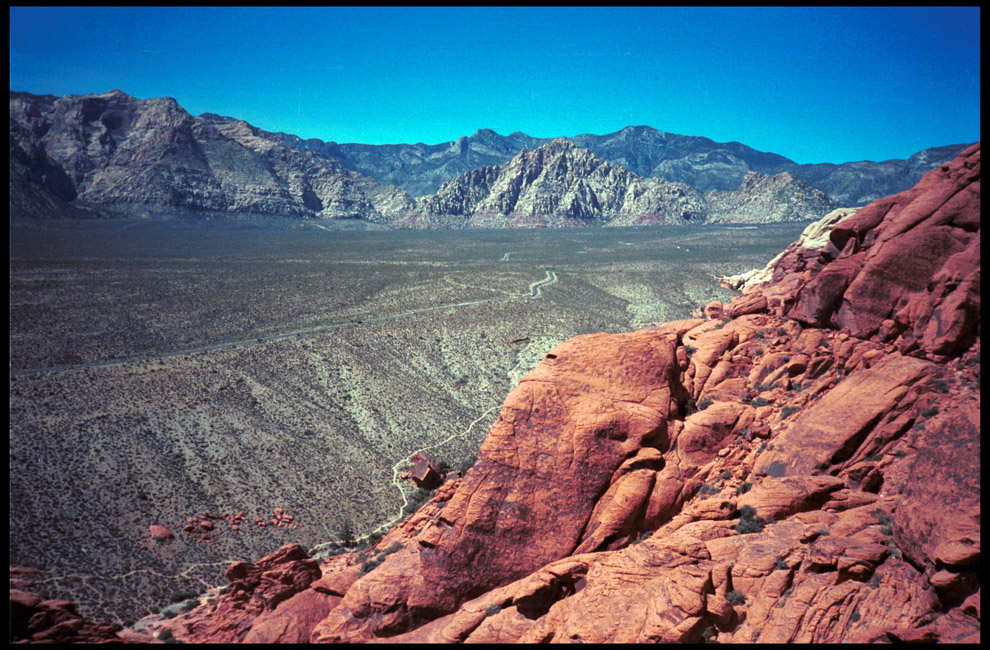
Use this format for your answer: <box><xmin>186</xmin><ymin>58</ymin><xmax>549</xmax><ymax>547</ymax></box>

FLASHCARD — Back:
<box><xmin>9</xmin><ymin>90</ymin><xmax>967</xmax><ymax>226</ymax></box>
<box><xmin>389</xmin><ymin>139</ymin><xmax>836</xmax><ymax>228</ymax></box>
<box><xmin>282</xmin><ymin>124</ymin><xmax>970</xmax><ymax>206</ymax></box>
<box><xmin>704</xmin><ymin>171</ymin><xmax>839</xmax><ymax>223</ymax></box>
<box><xmin>9</xmin><ymin>90</ymin><xmax>415</xmax><ymax>220</ymax></box>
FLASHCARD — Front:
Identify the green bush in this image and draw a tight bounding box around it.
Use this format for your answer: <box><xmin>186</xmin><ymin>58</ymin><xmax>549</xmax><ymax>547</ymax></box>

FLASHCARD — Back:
<box><xmin>736</xmin><ymin>505</ymin><xmax>765</xmax><ymax>534</ymax></box>
<box><xmin>751</xmin><ymin>397</ymin><xmax>770</xmax><ymax>408</ymax></box>
<box><xmin>780</xmin><ymin>405</ymin><xmax>799</xmax><ymax>419</ymax></box>
<box><xmin>725</xmin><ymin>589</ymin><xmax>745</xmax><ymax>605</ymax></box>
<box><xmin>485</xmin><ymin>604</ymin><xmax>502</xmax><ymax>617</ymax></box>
<box><xmin>736</xmin><ymin>481</ymin><xmax>752</xmax><ymax>495</ymax></box>
<box><xmin>698</xmin><ymin>397</ymin><xmax>714</xmax><ymax>411</ymax></box>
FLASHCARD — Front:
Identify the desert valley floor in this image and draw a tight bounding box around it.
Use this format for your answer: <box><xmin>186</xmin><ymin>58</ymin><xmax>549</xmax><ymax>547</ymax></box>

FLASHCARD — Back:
<box><xmin>9</xmin><ymin>218</ymin><xmax>809</xmax><ymax>623</ymax></box>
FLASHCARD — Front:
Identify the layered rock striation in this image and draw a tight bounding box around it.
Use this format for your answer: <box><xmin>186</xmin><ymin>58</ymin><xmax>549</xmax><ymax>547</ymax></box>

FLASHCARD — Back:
<box><xmin>98</xmin><ymin>143</ymin><xmax>980</xmax><ymax>643</ymax></box>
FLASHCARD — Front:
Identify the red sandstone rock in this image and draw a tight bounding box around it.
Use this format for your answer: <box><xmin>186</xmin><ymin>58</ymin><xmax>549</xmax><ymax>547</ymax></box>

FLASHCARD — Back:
<box><xmin>704</xmin><ymin>300</ymin><xmax>724</xmax><ymax>319</ymax></box>
<box><xmin>149</xmin><ymin>524</ymin><xmax>174</xmax><ymax>540</ymax></box>
<box><xmin>176</xmin><ymin>544</ymin><xmax>321</xmax><ymax>643</ymax></box>
<box><xmin>9</xmin><ymin>572</ymin><xmax>122</xmax><ymax>643</ymax></box>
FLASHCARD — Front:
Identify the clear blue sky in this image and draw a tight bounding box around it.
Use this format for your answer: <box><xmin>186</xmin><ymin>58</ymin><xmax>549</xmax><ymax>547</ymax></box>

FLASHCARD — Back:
<box><xmin>9</xmin><ymin>6</ymin><xmax>980</xmax><ymax>164</ymax></box>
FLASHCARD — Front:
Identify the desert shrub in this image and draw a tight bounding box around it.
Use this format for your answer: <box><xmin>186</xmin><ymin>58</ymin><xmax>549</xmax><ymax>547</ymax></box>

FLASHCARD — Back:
<box><xmin>756</xmin><ymin>442</ymin><xmax>767</xmax><ymax>454</ymax></box>
<box><xmin>360</xmin><ymin>557</ymin><xmax>382</xmax><ymax>575</ymax></box>
<box><xmin>751</xmin><ymin>397</ymin><xmax>770</xmax><ymax>408</ymax></box>
<box><xmin>402</xmin><ymin>487</ymin><xmax>434</xmax><ymax>517</ymax></box>
<box><xmin>892</xmin><ymin>449</ymin><xmax>906</xmax><ymax>458</ymax></box>
<box><xmin>780</xmin><ymin>405</ymin><xmax>799</xmax><ymax>419</ymax></box>
<box><xmin>170</xmin><ymin>590</ymin><xmax>198</xmax><ymax>603</ymax></box>
<box><xmin>932</xmin><ymin>379</ymin><xmax>949</xmax><ymax>393</ymax></box>
<box><xmin>818</xmin><ymin>528</ymin><xmax>830</xmax><ymax>536</ymax></box>
<box><xmin>698</xmin><ymin>397</ymin><xmax>714</xmax><ymax>411</ymax></box>
<box><xmin>921</xmin><ymin>406</ymin><xmax>939</xmax><ymax>418</ymax></box>
<box><xmin>485</xmin><ymin>604</ymin><xmax>502</xmax><ymax>617</ymax></box>
<box><xmin>850</xmin><ymin>609</ymin><xmax>861</xmax><ymax>623</ymax></box>
<box><xmin>736</xmin><ymin>481</ymin><xmax>752</xmax><ymax>495</ymax></box>
<box><xmin>719</xmin><ymin>470</ymin><xmax>732</xmax><ymax>481</ymax></box>
<box><xmin>736</xmin><ymin>505</ymin><xmax>765</xmax><ymax>534</ymax></box>
<box><xmin>725</xmin><ymin>589</ymin><xmax>745</xmax><ymax>605</ymax></box>
<box><xmin>774</xmin><ymin>556</ymin><xmax>788</xmax><ymax>570</ymax></box>
<box><xmin>158</xmin><ymin>628</ymin><xmax>174</xmax><ymax>641</ymax></box>
<box><xmin>685</xmin><ymin>345</ymin><xmax>697</xmax><ymax>355</ymax></box>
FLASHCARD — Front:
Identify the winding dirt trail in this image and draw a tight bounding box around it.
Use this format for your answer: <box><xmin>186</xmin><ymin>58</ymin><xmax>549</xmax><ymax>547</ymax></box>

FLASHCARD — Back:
<box><xmin>10</xmin><ymin>267</ymin><xmax>558</xmax><ymax>377</ymax></box>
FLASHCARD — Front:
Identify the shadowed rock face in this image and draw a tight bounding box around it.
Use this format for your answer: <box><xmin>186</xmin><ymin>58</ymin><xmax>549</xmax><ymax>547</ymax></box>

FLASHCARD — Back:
<box><xmin>15</xmin><ymin>146</ymin><xmax>980</xmax><ymax>643</ymax></box>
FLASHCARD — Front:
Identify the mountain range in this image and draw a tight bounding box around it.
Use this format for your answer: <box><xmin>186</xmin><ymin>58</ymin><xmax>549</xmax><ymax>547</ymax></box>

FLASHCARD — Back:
<box><xmin>9</xmin><ymin>90</ymin><xmax>971</xmax><ymax>227</ymax></box>
<box><xmin>280</xmin><ymin>123</ymin><xmax>970</xmax><ymax>205</ymax></box>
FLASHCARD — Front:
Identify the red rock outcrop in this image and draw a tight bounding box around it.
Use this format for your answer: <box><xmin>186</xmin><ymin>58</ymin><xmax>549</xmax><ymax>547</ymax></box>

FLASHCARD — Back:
<box><xmin>9</xmin><ymin>568</ymin><xmax>123</xmax><ymax>644</ymax></box>
<box><xmin>724</xmin><ymin>143</ymin><xmax>980</xmax><ymax>360</ymax></box>
<box><xmin>92</xmin><ymin>144</ymin><xmax>978</xmax><ymax>643</ymax></box>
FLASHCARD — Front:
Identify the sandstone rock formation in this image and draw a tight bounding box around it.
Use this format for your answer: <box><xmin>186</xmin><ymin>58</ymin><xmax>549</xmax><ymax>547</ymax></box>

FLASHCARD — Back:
<box><xmin>9</xmin><ymin>567</ymin><xmax>123</xmax><ymax>643</ymax></box>
<box><xmin>725</xmin><ymin>142</ymin><xmax>980</xmax><ymax>361</ymax></box>
<box><xmin>11</xmin><ymin>144</ymin><xmax>979</xmax><ymax>643</ymax></box>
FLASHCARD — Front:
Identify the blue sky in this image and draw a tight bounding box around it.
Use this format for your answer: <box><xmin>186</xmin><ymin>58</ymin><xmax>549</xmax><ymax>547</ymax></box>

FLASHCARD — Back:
<box><xmin>9</xmin><ymin>6</ymin><xmax>980</xmax><ymax>164</ymax></box>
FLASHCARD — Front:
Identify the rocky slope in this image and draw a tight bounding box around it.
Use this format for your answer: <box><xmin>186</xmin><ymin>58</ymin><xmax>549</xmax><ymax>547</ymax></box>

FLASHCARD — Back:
<box><xmin>704</xmin><ymin>170</ymin><xmax>839</xmax><ymax>223</ymax></box>
<box><xmin>408</xmin><ymin>139</ymin><xmax>708</xmax><ymax>228</ymax></box>
<box><xmin>8</xmin><ymin>90</ymin><xmax>415</xmax><ymax>221</ymax></box>
<box><xmin>398</xmin><ymin>139</ymin><xmax>835</xmax><ymax>228</ymax></box>
<box><xmin>280</xmin><ymin>123</ymin><xmax>971</xmax><ymax>205</ymax></box>
<box><xmin>35</xmin><ymin>144</ymin><xmax>971</xmax><ymax>644</ymax></box>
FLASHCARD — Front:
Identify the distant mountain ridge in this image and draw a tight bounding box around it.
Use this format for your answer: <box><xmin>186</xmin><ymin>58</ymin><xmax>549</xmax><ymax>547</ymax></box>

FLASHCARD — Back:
<box><xmin>396</xmin><ymin>139</ymin><xmax>837</xmax><ymax>228</ymax></box>
<box><xmin>9</xmin><ymin>90</ymin><xmax>969</xmax><ymax>225</ymax></box>
<box><xmin>277</xmin><ymin>123</ymin><xmax>971</xmax><ymax>205</ymax></box>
